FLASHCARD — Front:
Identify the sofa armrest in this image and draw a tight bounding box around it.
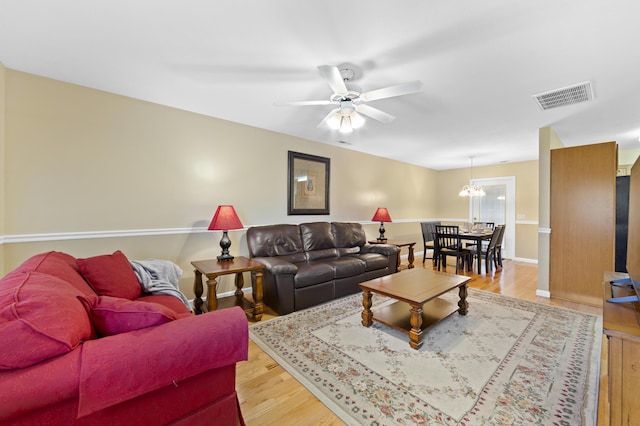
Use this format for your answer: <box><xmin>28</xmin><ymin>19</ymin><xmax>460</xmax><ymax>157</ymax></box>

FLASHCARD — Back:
<box><xmin>361</xmin><ymin>243</ymin><xmax>401</xmax><ymax>256</ymax></box>
<box><xmin>78</xmin><ymin>306</ymin><xmax>248</xmax><ymax>418</ymax></box>
<box><xmin>253</xmin><ymin>256</ymin><xmax>298</xmax><ymax>275</ymax></box>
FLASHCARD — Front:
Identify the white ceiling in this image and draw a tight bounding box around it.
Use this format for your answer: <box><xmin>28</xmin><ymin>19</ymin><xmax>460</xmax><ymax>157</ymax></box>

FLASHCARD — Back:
<box><xmin>1</xmin><ymin>0</ymin><xmax>640</xmax><ymax>170</ymax></box>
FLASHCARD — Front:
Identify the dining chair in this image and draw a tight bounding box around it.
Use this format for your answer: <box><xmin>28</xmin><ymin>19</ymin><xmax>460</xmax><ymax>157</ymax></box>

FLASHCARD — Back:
<box><xmin>480</xmin><ymin>225</ymin><xmax>504</xmax><ymax>272</ymax></box>
<box><xmin>420</xmin><ymin>221</ymin><xmax>441</xmax><ymax>265</ymax></box>
<box><xmin>474</xmin><ymin>221</ymin><xmax>495</xmax><ymax>230</ymax></box>
<box><xmin>495</xmin><ymin>224</ymin><xmax>506</xmax><ymax>268</ymax></box>
<box><xmin>466</xmin><ymin>222</ymin><xmax>495</xmax><ymax>252</ymax></box>
<box><xmin>434</xmin><ymin>225</ymin><xmax>472</xmax><ymax>274</ymax></box>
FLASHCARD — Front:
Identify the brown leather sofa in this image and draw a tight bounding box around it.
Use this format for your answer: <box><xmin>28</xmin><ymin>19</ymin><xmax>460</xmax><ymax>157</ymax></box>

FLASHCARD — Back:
<box><xmin>246</xmin><ymin>222</ymin><xmax>399</xmax><ymax>314</ymax></box>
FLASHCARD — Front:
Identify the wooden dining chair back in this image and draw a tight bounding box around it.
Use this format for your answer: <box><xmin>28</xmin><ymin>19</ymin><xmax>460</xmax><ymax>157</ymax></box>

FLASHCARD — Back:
<box><xmin>495</xmin><ymin>224</ymin><xmax>506</xmax><ymax>267</ymax></box>
<box><xmin>481</xmin><ymin>225</ymin><xmax>504</xmax><ymax>272</ymax></box>
<box><xmin>434</xmin><ymin>225</ymin><xmax>472</xmax><ymax>274</ymax></box>
<box><xmin>473</xmin><ymin>221</ymin><xmax>495</xmax><ymax>230</ymax></box>
<box><xmin>420</xmin><ymin>221</ymin><xmax>441</xmax><ymax>265</ymax></box>
<box><xmin>470</xmin><ymin>222</ymin><xmax>495</xmax><ymax>250</ymax></box>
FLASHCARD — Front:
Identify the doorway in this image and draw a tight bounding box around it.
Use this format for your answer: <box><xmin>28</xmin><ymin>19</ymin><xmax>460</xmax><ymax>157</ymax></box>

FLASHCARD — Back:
<box><xmin>469</xmin><ymin>176</ymin><xmax>516</xmax><ymax>259</ymax></box>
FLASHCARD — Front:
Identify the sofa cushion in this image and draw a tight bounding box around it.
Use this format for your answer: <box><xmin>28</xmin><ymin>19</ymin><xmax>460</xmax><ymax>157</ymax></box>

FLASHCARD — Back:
<box><xmin>78</xmin><ymin>295</ymin><xmax>185</xmax><ymax>336</ymax></box>
<box><xmin>14</xmin><ymin>251</ymin><xmax>96</xmax><ymax>296</ymax></box>
<box><xmin>293</xmin><ymin>262</ymin><xmax>334</xmax><ymax>288</ymax></box>
<box><xmin>137</xmin><ymin>294</ymin><xmax>193</xmax><ymax>315</ymax></box>
<box><xmin>306</xmin><ymin>248</ymin><xmax>339</xmax><ymax>261</ymax></box>
<box><xmin>300</xmin><ymin>222</ymin><xmax>336</xmax><ymax>251</ymax></box>
<box><xmin>77</xmin><ymin>250</ymin><xmax>142</xmax><ymax>300</ymax></box>
<box><xmin>324</xmin><ymin>257</ymin><xmax>366</xmax><ymax>278</ymax></box>
<box><xmin>246</xmin><ymin>224</ymin><xmax>303</xmax><ymax>257</ymax></box>
<box><xmin>354</xmin><ymin>253</ymin><xmax>390</xmax><ymax>271</ymax></box>
<box><xmin>0</xmin><ymin>271</ymin><xmax>93</xmax><ymax>370</ymax></box>
<box><xmin>332</xmin><ymin>222</ymin><xmax>367</xmax><ymax>248</ymax></box>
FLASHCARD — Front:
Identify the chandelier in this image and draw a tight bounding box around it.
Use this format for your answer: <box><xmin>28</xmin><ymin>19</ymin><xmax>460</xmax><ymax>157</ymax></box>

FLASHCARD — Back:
<box><xmin>459</xmin><ymin>156</ymin><xmax>485</xmax><ymax>197</ymax></box>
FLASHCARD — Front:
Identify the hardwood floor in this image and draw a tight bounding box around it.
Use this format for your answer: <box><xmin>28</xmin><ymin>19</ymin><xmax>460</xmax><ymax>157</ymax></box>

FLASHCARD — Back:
<box><xmin>236</xmin><ymin>258</ymin><xmax>607</xmax><ymax>425</ymax></box>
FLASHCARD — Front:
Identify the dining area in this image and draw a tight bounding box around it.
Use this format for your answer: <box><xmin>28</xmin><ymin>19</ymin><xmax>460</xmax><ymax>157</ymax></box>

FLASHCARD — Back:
<box><xmin>421</xmin><ymin>221</ymin><xmax>506</xmax><ymax>275</ymax></box>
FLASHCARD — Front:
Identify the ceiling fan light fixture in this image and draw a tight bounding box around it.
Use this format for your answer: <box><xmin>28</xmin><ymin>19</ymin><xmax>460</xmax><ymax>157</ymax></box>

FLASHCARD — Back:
<box><xmin>277</xmin><ymin>64</ymin><xmax>422</xmax><ymax>133</ymax></box>
<box><xmin>350</xmin><ymin>111</ymin><xmax>365</xmax><ymax>129</ymax></box>
<box><xmin>338</xmin><ymin>116</ymin><xmax>353</xmax><ymax>134</ymax></box>
<box><xmin>326</xmin><ymin>111</ymin><xmax>342</xmax><ymax>130</ymax></box>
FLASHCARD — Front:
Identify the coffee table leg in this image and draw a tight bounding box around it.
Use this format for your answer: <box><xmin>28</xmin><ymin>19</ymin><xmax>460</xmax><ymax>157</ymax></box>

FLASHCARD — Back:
<box><xmin>458</xmin><ymin>284</ymin><xmax>468</xmax><ymax>315</ymax></box>
<box><xmin>361</xmin><ymin>290</ymin><xmax>373</xmax><ymax>327</ymax></box>
<box><xmin>408</xmin><ymin>244</ymin><xmax>415</xmax><ymax>269</ymax></box>
<box><xmin>409</xmin><ymin>305</ymin><xmax>424</xmax><ymax>349</ymax></box>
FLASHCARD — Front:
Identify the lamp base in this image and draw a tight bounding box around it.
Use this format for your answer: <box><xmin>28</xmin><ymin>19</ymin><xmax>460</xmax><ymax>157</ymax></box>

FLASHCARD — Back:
<box><xmin>378</xmin><ymin>222</ymin><xmax>387</xmax><ymax>241</ymax></box>
<box><xmin>217</xmin><ymin>253</ymin><xmax>235</xmax><ymax>262</ymax></box>
<box><xmin>217</xmin><ymin>231</ymin><xmax>235</xmax><ymax>262</ymax></box>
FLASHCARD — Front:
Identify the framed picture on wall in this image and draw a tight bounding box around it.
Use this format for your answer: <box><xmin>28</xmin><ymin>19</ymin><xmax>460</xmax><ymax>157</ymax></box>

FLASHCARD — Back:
<box><xmin>287</xmin><ymin>151</ymin><xmax>330</xmax><ymax>215</ymax></box>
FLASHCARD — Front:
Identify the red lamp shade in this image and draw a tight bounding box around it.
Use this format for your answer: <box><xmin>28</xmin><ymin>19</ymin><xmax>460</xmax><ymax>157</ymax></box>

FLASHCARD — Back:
<box><xmin>371</xmin><ymin>208</ymin><xmax>392</xmax><ymax>223</ymax></box>
<box><xmin>208</xmin><ymin>205</ymin><xmax>243</xmax><ymax>231</ymax></box>
<box><xmin>208</xmin><ymin>205</ymin><xmax>243</xmax><ymax>262</ymax></box>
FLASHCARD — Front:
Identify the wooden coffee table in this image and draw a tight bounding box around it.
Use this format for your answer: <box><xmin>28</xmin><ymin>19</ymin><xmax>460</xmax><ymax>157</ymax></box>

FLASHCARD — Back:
<box><xmin>359</xmin><ymin>268</ymin><xmax>470</xmax><ymax>349</ymax></box>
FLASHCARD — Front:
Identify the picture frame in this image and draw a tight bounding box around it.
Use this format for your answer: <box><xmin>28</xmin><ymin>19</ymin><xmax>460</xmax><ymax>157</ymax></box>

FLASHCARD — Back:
<box><xmin>287</xmin><ymin>151</ymin><xmax>330</xmax><ymax>215</ymax></box>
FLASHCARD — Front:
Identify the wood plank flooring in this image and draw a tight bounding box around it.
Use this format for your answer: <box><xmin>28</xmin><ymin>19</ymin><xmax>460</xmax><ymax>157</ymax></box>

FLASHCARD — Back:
<box><xmin>236</xmin><ymin>259</ymin><xmax>607</xmax><ymax>425</ymax></box>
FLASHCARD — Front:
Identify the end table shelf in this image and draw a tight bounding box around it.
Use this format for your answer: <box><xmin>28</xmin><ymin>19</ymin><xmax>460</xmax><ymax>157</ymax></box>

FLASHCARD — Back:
<box><xmin>191</xmin><ymin>256</ymin><xmax>265</xmax><ymax>321</ymax></box>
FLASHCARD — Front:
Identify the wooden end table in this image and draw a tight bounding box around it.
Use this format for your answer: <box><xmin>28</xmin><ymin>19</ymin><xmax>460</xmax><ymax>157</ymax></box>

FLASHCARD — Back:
<box><xmin>191</xmin><ymin>256</ymin><xmax>265</xmax><ymax>321</ymax></box>
<box><xmin>359</xmin><ymin>268</ymin><xmax>470</xmax><ymax>349</ymax></box>
<box><xmin>368</xmin><ymin>239</ymin><xmax>416</xmax><ymax>270</ymax></box>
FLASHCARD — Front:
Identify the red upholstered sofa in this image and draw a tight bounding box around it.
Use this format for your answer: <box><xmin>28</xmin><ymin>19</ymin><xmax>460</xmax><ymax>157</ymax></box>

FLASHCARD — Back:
<box><xmin>0</xmin><ymin>251</ymin><xmax>248</xmax><ymax>425</ymax></box>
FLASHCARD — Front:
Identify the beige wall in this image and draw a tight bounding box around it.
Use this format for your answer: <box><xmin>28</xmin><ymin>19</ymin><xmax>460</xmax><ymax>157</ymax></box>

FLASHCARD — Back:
<box><xmin>0</xmin><ymin>61</ymin><xmax>5</xmax><ymax>273</ymax></box>
<box><xmin>620</xmin><ymin>149</ymin><xmax>640</xmax><ymax>168</ymax></box>
<box><xmin>436</xmin><ymin>160</ymin><xmax>539</xmax><ymax>260</ymax></box>
<box><xmin>2</xmin><ymin>70</ymin><xmax>440</xmax><ymax>297</ymax></box>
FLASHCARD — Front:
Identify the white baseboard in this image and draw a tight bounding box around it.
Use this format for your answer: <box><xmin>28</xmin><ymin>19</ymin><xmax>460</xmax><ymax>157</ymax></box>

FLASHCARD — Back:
<box><xmin>536</xmin><ymin>289</ymin><xmax>551</xmax><ymax>298</ymax></box>
<box><xmin>511</xmin><ymin>257</ymin><xmax>538</xmax><ymax>264</ymax></box>
<box><xmin>415</xmin><ymin>250</ymin><xmax>538</xmax><ymax>265</ymax></box>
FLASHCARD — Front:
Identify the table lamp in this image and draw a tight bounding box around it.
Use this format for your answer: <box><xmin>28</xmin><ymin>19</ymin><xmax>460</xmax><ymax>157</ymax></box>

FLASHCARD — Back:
<box><xmin>371</xmin><ymin>207</ymin><xmax>392</xmax><ymax>241</ymax></box>
<box><xmin>208</xmin><ymin>205</ymin><xmax>243</xmax><ymax>262</ymax></box>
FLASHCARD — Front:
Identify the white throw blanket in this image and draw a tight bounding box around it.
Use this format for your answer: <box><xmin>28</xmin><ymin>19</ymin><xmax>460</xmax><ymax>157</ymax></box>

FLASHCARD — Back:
<box><xmin>129</xmin><ymin>259</ymin><xmax>190</xmax><ymax>309</ymax></box>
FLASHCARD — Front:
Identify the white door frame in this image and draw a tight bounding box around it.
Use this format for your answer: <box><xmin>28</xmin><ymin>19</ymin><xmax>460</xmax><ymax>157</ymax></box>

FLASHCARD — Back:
<box><xmin>468</xmin><ymin>176</ymin><xmax>516</xmax><ymax>259</ymax></box>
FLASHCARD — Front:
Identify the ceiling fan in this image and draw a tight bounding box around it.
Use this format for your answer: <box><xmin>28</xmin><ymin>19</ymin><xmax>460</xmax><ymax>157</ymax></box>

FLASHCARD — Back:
<box><xmin>275</xmin><ymin>64</ymin><xmax>423</xmax><ymax>134</ymax></box>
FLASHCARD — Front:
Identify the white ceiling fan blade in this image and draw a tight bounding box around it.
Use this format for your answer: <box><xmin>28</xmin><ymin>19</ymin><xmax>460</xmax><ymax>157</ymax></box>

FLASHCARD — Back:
<box><xmin>355</xmin><ymin>104</ymin><xmax>396</xmax><ymax>123</ymax></box>
<box><xmin>318</xmin><ymin>65</ymin><xmax>348</xmax><ymax>95</ymax></box>
<box><xmin>274</xmin><ymin>100</ymin><xmax>331</xmax><ymax>107</ymax></box>
<box><xmin>360</xmin><ymin>80</ymin><xmax>423</xmax><ymax>102</ymax></box>
<box><xmin>317</xmin><ymin>108</ymin><xmax>340</xmax><ymax>128</ymax></box>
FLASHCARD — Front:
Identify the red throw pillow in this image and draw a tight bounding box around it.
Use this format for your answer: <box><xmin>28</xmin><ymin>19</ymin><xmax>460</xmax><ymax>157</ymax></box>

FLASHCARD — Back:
<box><xmin>77</xmin><ymin>250</ymin><xmax>141</xmax><ymax>300</ymax></box>
<box><xmin>0</xmin><ymin>271</ymin><xmax>94</xmax><ymax>370</ymax></box>
<box><xmin>78</xmin><ymin>295</ymin><xmax>179</xmax><ymax>336</ymax></box>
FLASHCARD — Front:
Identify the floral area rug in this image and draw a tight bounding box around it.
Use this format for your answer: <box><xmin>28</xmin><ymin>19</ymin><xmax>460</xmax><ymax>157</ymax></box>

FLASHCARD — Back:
<box><xmin>249</xmin><ymin>288</ymin><xmax>602</xmax><ymax>425</ymax></box>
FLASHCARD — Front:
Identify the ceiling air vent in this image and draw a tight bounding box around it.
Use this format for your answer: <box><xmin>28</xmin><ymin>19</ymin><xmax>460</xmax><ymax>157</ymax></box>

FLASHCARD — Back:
<box><xmin>532</xmin><ymin>81</ymin><xmax>593</xmax><ymax>110</ymax></box>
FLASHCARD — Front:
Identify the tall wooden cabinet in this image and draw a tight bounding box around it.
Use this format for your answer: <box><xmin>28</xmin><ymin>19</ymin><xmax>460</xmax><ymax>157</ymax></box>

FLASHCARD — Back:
<box><xmin>550</xmin><ymin>141</ymin><xmax>617</xmax><ymax>306</ymax></box>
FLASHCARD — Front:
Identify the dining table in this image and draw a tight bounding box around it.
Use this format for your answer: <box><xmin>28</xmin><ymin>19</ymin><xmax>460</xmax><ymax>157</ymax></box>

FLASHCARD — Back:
<box><xmin>458</xmin><ymin>229</ymin><xmax>494</xmax><ymax>274</ymax></box>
